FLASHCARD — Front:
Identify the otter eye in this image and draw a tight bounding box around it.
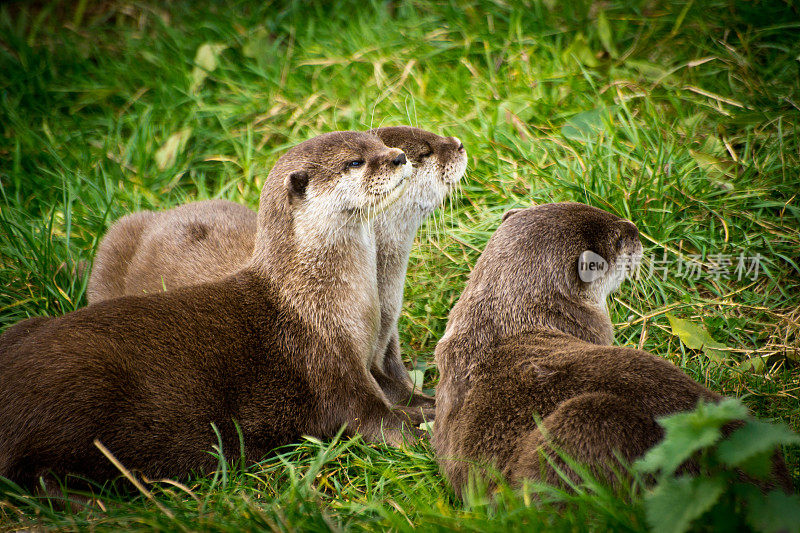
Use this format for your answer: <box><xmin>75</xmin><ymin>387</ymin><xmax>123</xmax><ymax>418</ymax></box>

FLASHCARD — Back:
<box><xmin>347</xmin><ymin>159</ymin><xmax>364</xmax><ymax>169</ymax></box>
<box><xmin>615</xmin><ymin>236</ymin><xmax>625</xmax><ymax>250</ymax></box>
<box><xmin>419</xmin><ymin>146</ymin><xmax>433</xmax><ymax>158</ymax></box>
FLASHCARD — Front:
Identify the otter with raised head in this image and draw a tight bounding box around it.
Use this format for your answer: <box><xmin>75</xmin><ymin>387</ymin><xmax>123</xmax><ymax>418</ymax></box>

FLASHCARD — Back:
<box><xmin>87</xmin><ymin>126</ymin><xmax>467</xmax><ymax>408</ymax></box>
<box><xmin>367</xmin><ymin>127</ymin><xmax>466</xmax><ymax>408</ymax></box>
<box><xmin>0</xmin><ymin>131</ymin><xmax>422</xmax><ymax>491</ymax></box>
<box><xmin>434</xmin><ymin>202</ymin><xmax>792</xmax><ymax>496</ymax></box>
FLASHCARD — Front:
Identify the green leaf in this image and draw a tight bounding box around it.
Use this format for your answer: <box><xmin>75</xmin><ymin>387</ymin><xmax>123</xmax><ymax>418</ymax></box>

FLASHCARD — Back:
<box><xmin>737</xmin><ymin>451</ymin><xmax>775</xmax><ymax>480</ymax></box>
<box><xmin>562</xmin><ymin>33</ymin><xmax>598</xmax><ymax>67</ymax></box>
<box><xmin>154</xmin><ymin>128</ymin><xmax>192</xmax><ymax>170</ymax></box>
<box><xmin>243</xmin><ymin>27</ymin><xmax>271</xmax><ymax>59</ymax></box>
<box><xmin>190</xmin><ymin>42</ymin><xmax>227</xmax><ymax>93</ymax></box>
<box><xmin>717</xmin><ymin>419</ymin><xmax>800</xmax><ymax>468</ymax></box>
<box><xmin>596</xmin><ymin>11</ymin><xmax>618</xmax><ymax>58</ymax></box>
<box><xmin>561</xmin><ymin>106</ymin><xmax>616</xmax><ymax>142</ymax></box>
<box><xmin>666</xmin><ymin>313</ymin><xmax>730</xmax><ymax>362</ymax></box>
<box><xmin>637</xmin><ymin>398</ymin><xmax>748</xmax><ymax>476</ymax></box>
<box><xmin>419</xmin><ymin>421</ymin><xmax>434</xmax><ymax>432</ymax></box>
<box><xmin>644</xmin><ymin>476</ymin><xmax>725</xmax><ymax>533</ymax></box>
<box><xmin>408</xmin><ymin>369</ymin><xmax>425</xmax><ymax>389</ymax></box>
<box><xmin>746</xmin><ymin>490</ymin><xmax>800</xmax><ymax>533</ymax></box>
<box><xmin>497</xmin><ymin>96</ymin><xmax>537</xmax><ymax>125</ymax></box>
<box><xmin>626</xmin><ymin>59</ymin><xmax>669</xmax><ymax>80</ymax></box>
<box><xmin>413</xmin><ymin>359</ymin><xmax>432</xmax><ymax>372</ymax></box>
<box><xmin>690</xmin><ymin>149</ymin><xmax>735</xmax><ymax>183</ymax></box>
<box><xmin>739</xmin><ymin>355</ymin><xmax>767</xmax><ymax>373</ymax></box>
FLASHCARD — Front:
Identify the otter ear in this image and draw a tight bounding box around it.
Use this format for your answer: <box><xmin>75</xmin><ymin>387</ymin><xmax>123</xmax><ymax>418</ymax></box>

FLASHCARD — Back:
<box><xmin>287</xmin><ymin>171</ymin><xmax>309</xmax><ymax>199</ymax></box>
<box><xmin>502</xmin><ymin>208</ymin><xmax>524</xmax><ymax>222</ymax></box>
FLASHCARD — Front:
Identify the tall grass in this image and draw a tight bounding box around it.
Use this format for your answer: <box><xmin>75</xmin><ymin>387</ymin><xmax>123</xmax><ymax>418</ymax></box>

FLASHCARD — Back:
<box><xmin>1</xmin><ymin>0</ymin><xmax>798</xmax><ymax>529</ymax></box>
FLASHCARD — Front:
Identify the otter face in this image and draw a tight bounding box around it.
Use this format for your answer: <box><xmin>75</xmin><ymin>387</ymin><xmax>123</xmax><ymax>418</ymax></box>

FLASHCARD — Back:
<box><xmin>491</xmin><ymin>203</ymin><xmax>642</xmax><ymax>308</ymax></box>
<box><xmin>278</xmin><ymin>131</ymin><xmax>413</xmax><ymax>225</ymax></box>
<box><xmin>582</xmin><ymin>216</ymin><xmax>642</xmax><ymax>304</ymax></box>
<box><xmin>371</xmin><ymin>126</ymin><xmax>468</xmax><ymax>215</ymax></box>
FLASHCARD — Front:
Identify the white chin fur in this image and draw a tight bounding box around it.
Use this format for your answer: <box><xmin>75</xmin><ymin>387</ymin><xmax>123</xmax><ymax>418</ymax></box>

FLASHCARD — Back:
<box><xmin>295</xmin><ymin>162</ymin><xmax>413</xmax><ymax>234</ymax></box>
<box><xmin>592</xmin><ymin>250</ymin><xmax>642</xmax><ymax>306</ymax></box>
<box><xmin>405</xmin><ymin>155</ymin><xmax>465</xmax><ymax>213</ymax></box>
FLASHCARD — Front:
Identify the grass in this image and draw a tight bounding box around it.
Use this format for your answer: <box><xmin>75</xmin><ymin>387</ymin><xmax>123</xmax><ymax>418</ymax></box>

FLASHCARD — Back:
<box><xmin>1</xmin><ymin>0</ymin><xmax>799</xmax><ymax>530</ymax></box>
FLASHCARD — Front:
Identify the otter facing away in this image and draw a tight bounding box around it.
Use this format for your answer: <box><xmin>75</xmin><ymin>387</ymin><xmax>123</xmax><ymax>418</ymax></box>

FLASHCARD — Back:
<box><xmin>433</xmin><ymin>202</ymin><xmax>793</xmax><ymax>496</ymax></box>
<box><xmin>87</xmin><ymin>126</ymin><xmax>468</xmax><ymax>409</ymax></box>
<box><xmin>0</xmin><ymin>131</ymin><xmax>424</xmax><ymax>491</ymax></box>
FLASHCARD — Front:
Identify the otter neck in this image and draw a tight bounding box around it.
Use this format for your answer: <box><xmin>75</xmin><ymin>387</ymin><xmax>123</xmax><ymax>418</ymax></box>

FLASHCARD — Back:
<box><xmin>370</xmin><ymin>199</ymin><xmax>433</xmax><ymax>365</ymax></box>
<box><xmin>249</xmin><ymin>201</ymin><xmax>380</xmax><ymax>363</ymax></box>
<box><xmin>374</xmin><ymin>201</ymin><xmax>429</xmax><ymax>245</ymax></box>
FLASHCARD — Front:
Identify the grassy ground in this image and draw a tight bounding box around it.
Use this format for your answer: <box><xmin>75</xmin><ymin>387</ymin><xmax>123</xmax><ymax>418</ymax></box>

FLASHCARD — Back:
<box><xmin>1</xmin><ymin>0</ymin><xmax>799</xmax><ymax>530</ymax></box>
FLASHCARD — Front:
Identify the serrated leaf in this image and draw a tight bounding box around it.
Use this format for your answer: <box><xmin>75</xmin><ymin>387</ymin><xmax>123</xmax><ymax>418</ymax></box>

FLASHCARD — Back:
<box><xmin>408</xmin><ymin>369</ymin><xmax>425</xmax><ymax>389</ymax></box>
<box><xmin>666</xmin><ymin>314</ymin><xmax>730</xmax><ymax>362</ymax></box>
<box><xmin>717</xmin><ymin>419</ymin><xmax>800</xmax><ymax>468</ymax></box>
<box><xmin>737</xmin><ymin>450</ymin><xmax>775</xmax><ymax>480</ymax></box>
<box><xmin>154</xmin><ymin>128</ymin><xmax>192</xmax><ymax>170</ymax></box>
<box><xmin>636</xmin><ymin>398</ymin><xmax>748</xmax><ymax>476</ymax></box>
<box><xmin>644</xmin><ymin>476</ymin><xmax>725</xmax><ymax>533</ymax></box>
<box><xmin>190</xmin><ymin>42</ymin><xmax>227</xmax><ymax>93</ymax></box>
<box><xmin>746</xmin><ymin>490</ymin><xmax>800</xmax><ymax>533</ymax></box>
<box><xmin>596</xmin><ymin>11</ymin><xmax>618</xmax><ymax>58</ymax></box>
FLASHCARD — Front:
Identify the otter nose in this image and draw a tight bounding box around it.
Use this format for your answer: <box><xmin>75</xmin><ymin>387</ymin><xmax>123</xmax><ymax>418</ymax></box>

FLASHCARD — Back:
<box><xmin>452</xmin><ymin>137</ymin><xmax>465</xmax><ymax>151</ymax></box>
<box><xmin>392</xmin><ymin>152</ymin><xmax>407</xmax><ymax>166</ymax></box>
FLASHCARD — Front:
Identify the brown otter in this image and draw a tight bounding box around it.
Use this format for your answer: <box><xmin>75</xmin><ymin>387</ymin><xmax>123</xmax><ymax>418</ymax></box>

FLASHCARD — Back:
<box><xmin>86</xmin><ymin>200</ymin><xmax>257</xmax><ymax>303</ymax></box>
<box><xmin>367</xmin><ymin>127</ymin><xmax>466</xmax><ymax>409</ymax></box>
<box><xmin>0</xmin><ymin>131</ymin><xmax>424</xmax><ymax>492</ymax></box>
<box><xmin>86</xmin><ymin>126</ymin><xmax>467</xmax><ymax>408</ymax></box>
<box><xmin>433</xmin><ymin>202</ymin><xmax>792</xmax><ymax>496</ymax></box>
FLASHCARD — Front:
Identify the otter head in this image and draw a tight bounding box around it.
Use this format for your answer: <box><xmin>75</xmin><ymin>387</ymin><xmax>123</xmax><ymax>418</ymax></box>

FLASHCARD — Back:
<box><xmin>255</xmin><ymin>131</ymin><xmax>413</xmax><ymax>248</ymax></box>
<box><xmin>370</xmin><ymin>126</ymin><xmax>467</xmax><ymax>218</ymax></box>
<box><xmin>500</xmin><ymin>203</ymin><xmax>642</xmax><ymax>308</ymax></box>
<box><xmin>444</xmin><ymin>203</ymin><xmax>642</xmax><ymax>350</ymax></box>
<box><xmin>278</xmin><ymin>131</ymin><xmax>412</xmax><ymax>220</ymax></box>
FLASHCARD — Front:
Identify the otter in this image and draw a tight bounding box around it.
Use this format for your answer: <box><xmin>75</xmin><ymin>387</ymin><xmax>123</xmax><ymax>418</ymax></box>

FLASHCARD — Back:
<box><xmin>367</xmin><ymin>127</ymin><xmax>466</xmax><ymax>408</ymax></box>
<box><xmin>86</xmin><ymin>200</ymin><xmax>257</xmax><ymax>302</ymax></box>
<box><xmin>87</xmin><ymin>126</ymin><xmax>468</xmax><ymax>408</ymax></box>
<box><xmin>0</xmin><ymin>131</ymin><xmax>425</xmax><ymax>491</ymax></box>
<box><xmin>433</xmin><ymin>202</ymin><xmax>792</xmax><ymax>496</ymax></box>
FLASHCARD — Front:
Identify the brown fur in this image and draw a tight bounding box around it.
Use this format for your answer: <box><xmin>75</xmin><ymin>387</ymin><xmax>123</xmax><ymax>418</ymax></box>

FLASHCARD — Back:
<box><xmin>87</xmin><ymin>200</ymin><xmax>256</xmax><ymax>301</ymax></box>
<box><xmin>87</xmin><ymin>126</ymin><xmax>467</xmax><ymax>410</ymax></box>
<box><xmin>433</xmin><ymin>202</ymin><xmax>793</xmax><ymax>496</ymax></box>
<box><xmin>0</xmin><ymin>131</ymin><xmax>424</xmax><ymax>491</ymax></box>
<box><xmin>367</xmin><ymin>127</ymin><xmax>466</xmax><ymax>408</ymax></box>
